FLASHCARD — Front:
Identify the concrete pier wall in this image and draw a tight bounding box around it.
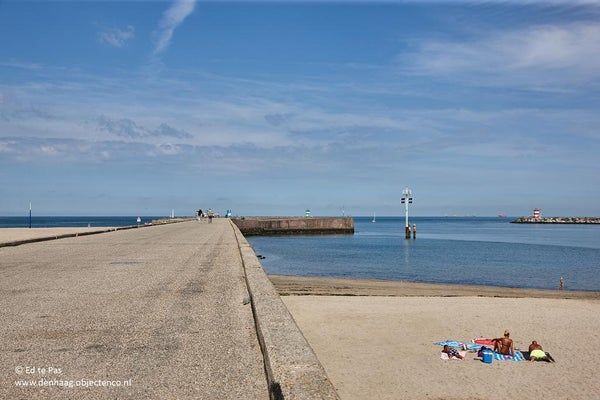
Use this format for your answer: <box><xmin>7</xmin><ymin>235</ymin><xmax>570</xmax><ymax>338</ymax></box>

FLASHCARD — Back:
<box><xmin>230</xmin><ymin>221</ymin><xmax>340</xmax><ymax>399</ymax></box>
<box><xmin>231</xmin><ymin>217</ymin><xmax>354</xmax><ymax>236</ymax></box>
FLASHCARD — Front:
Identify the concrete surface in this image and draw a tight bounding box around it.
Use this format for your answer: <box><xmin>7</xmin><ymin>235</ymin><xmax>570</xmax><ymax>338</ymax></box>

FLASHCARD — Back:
<box><xmin>232</xmin><ymin>221</ymin><xmax>340</xmax><ymax>400</ymax></box>
<box><xmin>0</xmin><ymin>219</ymin><xmax>268</xmax><ymax>399</ymax></box>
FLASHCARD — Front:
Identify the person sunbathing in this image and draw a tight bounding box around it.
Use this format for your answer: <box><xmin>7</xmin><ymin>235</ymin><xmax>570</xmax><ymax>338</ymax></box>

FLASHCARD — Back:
<box><xmin>528</xmin><ymin>341</ymin><xmax>555</xmax><ymax>362</ymax></box>
<box><xmin>493</xmin><ymin>330</ymin><xmax>514</xmax><ymax>356</ymax></box>
<box><xmin>442</xmin><ymin>345</ymin><xmax>464</xmax><ymax>360</ymax></box>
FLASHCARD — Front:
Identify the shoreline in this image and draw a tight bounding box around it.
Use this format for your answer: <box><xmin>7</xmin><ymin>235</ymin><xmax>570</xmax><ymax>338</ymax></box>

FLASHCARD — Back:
<box><xmin>269</xmin><ymin>274</ymin><xmax>600</xmax><ymax>299</ymax></box>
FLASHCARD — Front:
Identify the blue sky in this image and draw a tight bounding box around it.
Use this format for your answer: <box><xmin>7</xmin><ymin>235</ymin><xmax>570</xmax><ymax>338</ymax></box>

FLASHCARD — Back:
<box><xmin>1</xmin><ymin>1</ymin><xmax>599</xmax><ymax>216</ymax></box>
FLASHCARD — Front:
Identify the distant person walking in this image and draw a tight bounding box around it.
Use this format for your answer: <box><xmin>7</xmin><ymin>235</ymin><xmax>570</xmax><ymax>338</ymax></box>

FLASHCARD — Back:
<box><xmin>207</xmin><ymin>208</ymin><xmax>214</xmax><ymax>224</ymax></box>
<box><xmin>197</xmin><ymin>209</ymin><xmax>203</xmax><ymax>222</ymax></box>
<box><xmin>559</xmin><ymin>276</ymin><xmax>564</xmax><ymax>290</ymax></box>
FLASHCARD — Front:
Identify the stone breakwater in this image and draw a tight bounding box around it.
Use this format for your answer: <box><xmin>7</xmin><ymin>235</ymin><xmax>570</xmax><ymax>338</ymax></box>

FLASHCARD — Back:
<box><xmin>231</xmin><ymin>217</ymin><xmax>354</xmax><ymax>235</ymax></box>
<box><xmin>512</xmin><ymin>216</ymin><xmax>600</xmax><ymax>224</ymax></box>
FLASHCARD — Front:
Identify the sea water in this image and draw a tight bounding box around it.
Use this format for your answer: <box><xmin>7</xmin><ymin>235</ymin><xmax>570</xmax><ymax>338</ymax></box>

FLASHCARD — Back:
<box><xmin>247</xmin><ymin>217</ymin><xmax>600</xmax><ymax>291</ymax></box>
<box><xmin>0</xmin><ymin>216</ymin><xmax>161</xmax><ymax>228</ymax></box>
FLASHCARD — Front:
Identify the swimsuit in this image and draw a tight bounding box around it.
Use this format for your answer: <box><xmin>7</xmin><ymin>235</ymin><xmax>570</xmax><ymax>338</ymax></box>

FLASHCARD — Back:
<box><xmin>446</xmin><ymin>348</ymin><xmax>460</xmax><ymax>358</ymax></box>
<box><xmin>530</xmin><ymin>349</ymin><xmax>546</xmax><ymax>359</ymax></box>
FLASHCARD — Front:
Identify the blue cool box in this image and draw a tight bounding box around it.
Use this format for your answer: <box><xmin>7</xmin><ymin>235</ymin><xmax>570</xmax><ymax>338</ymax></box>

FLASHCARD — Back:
<box><xmin>482</xmin><ymin>350</ymin><xmax>493</xmax><ymax>364</ymax></box>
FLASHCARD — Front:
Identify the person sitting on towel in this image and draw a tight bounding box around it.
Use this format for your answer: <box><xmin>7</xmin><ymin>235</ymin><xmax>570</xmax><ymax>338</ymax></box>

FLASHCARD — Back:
<box><xmin>442</xmin><ymin>345</ymin><xmax>464</xmax><ymax>360</ymax></box>
<box><xmin>528</xmin><ymin>341</ymin><xmax>555</xmax><ymax>362</ymax></box>
<box><xmin>493</xmin><ymin>330</ymin><xmax>514</xmax><ymax>356</ymax></box>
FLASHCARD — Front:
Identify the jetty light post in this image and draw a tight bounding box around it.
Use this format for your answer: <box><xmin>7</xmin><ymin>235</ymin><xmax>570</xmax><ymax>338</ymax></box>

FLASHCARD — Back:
<box><xmin>401</xmin><ymin>187</ymin><xmax>413</xmax><ymax>239</ymax></box>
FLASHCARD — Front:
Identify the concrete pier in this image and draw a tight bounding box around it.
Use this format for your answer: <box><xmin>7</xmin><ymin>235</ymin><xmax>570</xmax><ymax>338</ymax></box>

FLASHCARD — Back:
<box><xmin>232</xmin><ymin>217</ymin><xmax>354</xmax><ymax>236</ymax></box>
<box><xmin>0</xmin><ymin>220</ymin><xmax>268</xmax><ymax>399</ymax></box>
<box><xmin>0</xmin><ymin>219</ymin><xmax>338</xmax><ymax>400</ymax></box>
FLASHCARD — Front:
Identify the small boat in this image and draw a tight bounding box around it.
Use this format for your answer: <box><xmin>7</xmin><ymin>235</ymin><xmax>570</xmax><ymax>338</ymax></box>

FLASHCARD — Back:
<box><xmin>372</xmin><ymin>213</ymin><xmax>376</xmax><ymax>223</ymax></box>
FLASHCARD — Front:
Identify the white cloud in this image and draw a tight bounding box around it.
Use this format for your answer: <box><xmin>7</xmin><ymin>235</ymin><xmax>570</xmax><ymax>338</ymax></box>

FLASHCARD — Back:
<box><xmin>154</xmin><ymin>0</ymin><xmax>196</xmax><ymax>54</ymax></box>
<box><xmin>98</xmin><ymin>25</ymin><xmax>135</xmax><ymax>48</ymax></box>
<box><xmin>0</xmin><ymin>140</ymin><xmax>14</xmax><ymax>153</ymax></box>
<box><xmin>406</xmin><ymin>22</ymin><xmax>600</xmax><ymax>86</ymax></box>
<box><xmin>39</xmin><ymin>145</ymin><xmax>59</xmax><ymax>156</ymax></box>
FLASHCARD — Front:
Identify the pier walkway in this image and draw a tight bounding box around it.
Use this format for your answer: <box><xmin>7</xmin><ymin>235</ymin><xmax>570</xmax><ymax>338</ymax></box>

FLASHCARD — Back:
<box><xmin>0</xmin><ymin>220</ymin><xmax>268</xmax><ymax>399</ymax></box>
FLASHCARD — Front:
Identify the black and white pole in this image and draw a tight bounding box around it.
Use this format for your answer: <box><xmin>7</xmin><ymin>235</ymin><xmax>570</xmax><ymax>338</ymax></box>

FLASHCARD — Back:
<box><xmin>29</xmin><ymin>201</ymin><xmax>32</xmax><ymax>229</ymax></box>
<box><xmin>401</xmin><ymin>187</ymin><xmax>413</xmax><ymax>239</ymax></box>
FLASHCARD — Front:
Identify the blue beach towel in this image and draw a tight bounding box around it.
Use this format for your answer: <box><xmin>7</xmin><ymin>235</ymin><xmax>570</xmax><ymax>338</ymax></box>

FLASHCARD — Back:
<box><xmin>434</xmin><ymin>340</ymin><xmax>465</xmax><ymax>348</ymax></box>
<box><xmin>493</xmin><ymin>351</ymin><xmax>525</xmax><ymax>361</ymax></box>
<box><xmin>434</xmin><ymin>340</ymin><xmax>481</xmax><ymax>351</ymax></box>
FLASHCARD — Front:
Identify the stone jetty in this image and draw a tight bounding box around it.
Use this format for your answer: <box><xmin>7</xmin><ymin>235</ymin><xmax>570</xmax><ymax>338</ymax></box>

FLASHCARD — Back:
<box><xmin>0</xmin><ymin>219</ymin><xmax>338</xmax><ymax>399</ymax></box>
<box><xmin>232</xmin><ymin>216</ymin><xmax>354</xmax><ymax>235</ymax></box>
<box><xmin>512</xmin><ymin>216</ymin><xmax>600</xmax><ymax>224</ymax></box>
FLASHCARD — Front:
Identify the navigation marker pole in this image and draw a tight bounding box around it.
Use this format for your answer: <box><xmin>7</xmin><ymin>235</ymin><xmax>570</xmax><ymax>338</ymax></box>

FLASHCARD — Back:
<box><xmin>401</xmin><ymin>187</ymin><xmax>413</xmax><ymax>239</ymax></box>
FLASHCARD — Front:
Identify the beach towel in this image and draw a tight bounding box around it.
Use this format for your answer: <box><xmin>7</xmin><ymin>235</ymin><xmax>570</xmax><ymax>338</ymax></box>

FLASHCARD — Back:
<box><xmin>493</xmin><ymin>351</ymin><xmax>525</xmax><ymax>361</ymax></box>
<box><xmin>434</xmin><ymin>340</ymin><xmax>480</xmax><ymax>351</ymax></box>
<box><xmin>473</xmin><ymin>338</ymin><xmax>495</xmax><ymax>347</ymax></box>
<box><xmin>434</xmin><ymin>340</ymin><xmax>466</xmax><ymax>349</ymax></box>
<box><xmin>440</xmin><ymin>350</ymin><xmax>467</xmax><ymax>360</ymax></box>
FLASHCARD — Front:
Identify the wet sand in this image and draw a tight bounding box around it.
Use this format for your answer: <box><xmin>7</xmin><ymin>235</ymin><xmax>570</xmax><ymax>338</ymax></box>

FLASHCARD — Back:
<box><xmin>269</xmin><ymin>274</ymin><xmax>600</xmax><ymax>299</ymax></box>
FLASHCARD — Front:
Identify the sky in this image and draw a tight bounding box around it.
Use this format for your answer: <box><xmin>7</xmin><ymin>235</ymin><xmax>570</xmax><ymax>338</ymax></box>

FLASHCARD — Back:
<box><xmin>1</xmin><ymin>0</ymin><xmax>599</xmax><ymax>216</ymax></box>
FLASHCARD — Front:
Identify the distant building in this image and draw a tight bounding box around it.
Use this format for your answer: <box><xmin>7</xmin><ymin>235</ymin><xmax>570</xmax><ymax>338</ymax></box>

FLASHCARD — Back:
<box><xmin>533</xmin><ymin>208</ymin><xmax>541</xmax><ymax>219</ymax></box>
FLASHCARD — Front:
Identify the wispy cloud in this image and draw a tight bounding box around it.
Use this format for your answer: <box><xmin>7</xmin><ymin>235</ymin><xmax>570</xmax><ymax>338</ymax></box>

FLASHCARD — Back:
<box><xmin>96</xmin><ymin>115</ymin><xmax>194</xmax><ymax>139</ymax></box>
<box><xmin>98</xmin><ymin>25</ymin><xmax>135</xmax><ymax>48</ymax></box>
<box><xmin>405</xmin><ymin>22</ymin><xmax>600</xmax><ymax>87</ymax></box>
<box><xmin>0</xmin><ymin>60</ymin><xmax>42</xmax><ymax>70</ymax></box>
<box><xmin>154</xmin><ymin>0</ymin><xmax>196</xmax><ymax>54</ymax></box>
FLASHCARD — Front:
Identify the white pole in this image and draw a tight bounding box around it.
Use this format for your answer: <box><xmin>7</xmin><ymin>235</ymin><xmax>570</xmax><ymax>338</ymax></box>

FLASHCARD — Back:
<box><xmin>405</xmin><ymin>198</ymin><xmax>409</xmax><ymax>228</ymax></box>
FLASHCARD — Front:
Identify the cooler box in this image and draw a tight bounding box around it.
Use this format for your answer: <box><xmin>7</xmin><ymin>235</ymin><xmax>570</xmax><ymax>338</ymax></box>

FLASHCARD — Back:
<box><xmin>482</xmin><ymin>350</ymin><xmax>493</xmax><ymax>364</ymax></box>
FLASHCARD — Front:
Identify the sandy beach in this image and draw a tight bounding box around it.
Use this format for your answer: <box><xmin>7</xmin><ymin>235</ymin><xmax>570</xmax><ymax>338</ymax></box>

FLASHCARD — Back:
<box><xmin>0</xmin><ymin>228</ymin><xmax>116</xmax><ymax>245</ymax></box>
<box><xmin>277</xmin><ymin>277</ymin><xmax>600</xmax><ymax>400</ymax></box>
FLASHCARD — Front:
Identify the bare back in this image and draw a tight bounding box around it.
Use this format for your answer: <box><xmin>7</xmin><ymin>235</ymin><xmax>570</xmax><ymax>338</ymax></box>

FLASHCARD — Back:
<box><xmin>498</xmin><ymin>338</ymin><xmax>513</xmax><ymax>355</ymax></box>
<box><xmin>529</xmin><ymin>342</ymin><xmax>543</xmax><ymax>352</ymax></box>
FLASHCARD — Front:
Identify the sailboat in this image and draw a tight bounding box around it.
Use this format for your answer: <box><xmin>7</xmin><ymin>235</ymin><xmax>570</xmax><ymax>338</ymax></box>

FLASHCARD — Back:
<box><xmin>372</xmin><ymin>213</ymin><xmax>376</xmax><ymax>223</ymax></box>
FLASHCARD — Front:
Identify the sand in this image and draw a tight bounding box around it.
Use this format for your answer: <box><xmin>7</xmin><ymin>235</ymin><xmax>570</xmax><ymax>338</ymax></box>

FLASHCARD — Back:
<box><xmin>0</xmin><ymin>228</ymin><xmax>115</xmax><ymax>245</ymax></box>
<box><xmin>270</xmin><ymin>274</ymin><xmax>600</xmax><ymax>299</ymax></box>
<box><xmin>281</xmin><ymin>291</ymin><xmax>600</xmax><ymax>399</ymax></box>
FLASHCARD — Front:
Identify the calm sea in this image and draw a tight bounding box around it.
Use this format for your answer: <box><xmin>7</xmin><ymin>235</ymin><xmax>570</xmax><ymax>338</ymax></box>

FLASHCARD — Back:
<box><xmin>247</xmin><ymin>217</ymin><xmax>600</xmax><ymax>291</ymax></box>
<box><xmin>0</xmin><ymin>216</ymin><xmax>161</xmax><ymax>228</ymax></box>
